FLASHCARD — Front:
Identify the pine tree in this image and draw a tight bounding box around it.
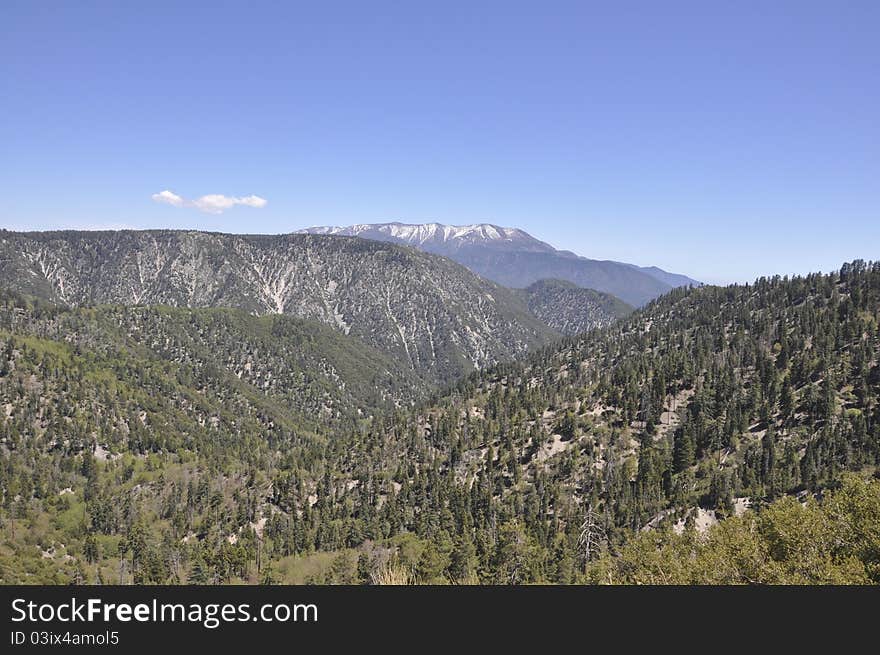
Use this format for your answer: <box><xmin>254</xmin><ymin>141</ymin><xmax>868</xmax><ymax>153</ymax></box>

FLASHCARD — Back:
<box><xmin>673</xmin><ymin>427</ymin><xmax>696</xmax><ymax>473</ymax></box>
<box><xmin>449</xmin><ymin>532</ymin><xmax>477</xmax><ymax>582</ymax></box>
<box><xmin>187</xmin><ymin>553</ymin><xmax>209</xmax><ymax>585</ymax></box>
<box><xmin>83</xmin><ymin>532</ymin><xmax>100</xmax><ymax>564</ymax></box>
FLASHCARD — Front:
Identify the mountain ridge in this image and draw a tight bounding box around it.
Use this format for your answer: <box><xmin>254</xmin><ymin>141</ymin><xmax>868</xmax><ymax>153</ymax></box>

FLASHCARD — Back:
<box><xmin>516</xmin><ymin>278</ymin><xmax>633</xmax><ymax>335</ymax></box>
<box><xmin>0</xmin><ymin>228</ymin><xmax>556</xmax><ymax>385</ymax></box>
<box><xmin>297</xmin><ymin>221</ymin><xmax>701</xmax><ymax>306</ymax></box>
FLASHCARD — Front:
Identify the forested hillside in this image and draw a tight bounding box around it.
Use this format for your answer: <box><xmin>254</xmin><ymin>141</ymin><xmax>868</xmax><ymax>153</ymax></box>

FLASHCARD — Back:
<box><xmin>0</xmin><ymin>291</ymin><xmax>424</xmax><ymax>583</ymax></box>
<box><xmin>1</xmin><ymin>262</ymin><xmax>878</xmax><ymax>584</ymax></box>
<box><xmin>516</xmin><ymin>279</ymin><xmax>632</xmax><ymax>335</ymax></box>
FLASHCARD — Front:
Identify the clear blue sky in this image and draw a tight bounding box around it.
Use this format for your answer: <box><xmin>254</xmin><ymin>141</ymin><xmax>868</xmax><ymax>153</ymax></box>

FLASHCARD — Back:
<box><xmin>2</xmin><ymin>1</ymin><xmax>878</xmax><ymax>284</ymax></box>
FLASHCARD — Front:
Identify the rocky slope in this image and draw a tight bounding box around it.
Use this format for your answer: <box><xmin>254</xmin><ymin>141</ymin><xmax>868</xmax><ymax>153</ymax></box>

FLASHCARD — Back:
<box><xmin>0</xmin><ymin>229</ymin><xmax>555</xmax><ymax>384</ymax></box>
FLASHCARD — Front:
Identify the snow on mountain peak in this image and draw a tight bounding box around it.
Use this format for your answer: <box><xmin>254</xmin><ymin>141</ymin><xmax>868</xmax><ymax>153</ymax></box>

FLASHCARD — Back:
<box><xmin>296</xmin><ymin>222</ymin><xmax>559</xmax><ymax>258</ymax></box>
<box><xmin>303</xmin><ymin>222</ymin><xmax>530</xmax><ymax>243</ymax></box>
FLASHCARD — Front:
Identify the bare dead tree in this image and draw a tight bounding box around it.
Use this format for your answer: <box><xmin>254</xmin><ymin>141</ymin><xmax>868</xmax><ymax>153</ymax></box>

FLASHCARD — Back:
<box><xmin>578</xmin><ymin>503</ymin><xmax>606</xmax><ymax>568</ymax></box>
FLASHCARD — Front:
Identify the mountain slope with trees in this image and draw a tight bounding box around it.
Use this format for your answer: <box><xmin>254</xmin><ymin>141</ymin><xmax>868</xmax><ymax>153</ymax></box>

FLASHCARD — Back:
<box><xmin>0</xmin><ymin>229</ymin><xmax>555</xmax><ymax>385</ymax></box>
<box><xmin>1</xmin><ymin>261</ymin><xmax>878</xmax><ymax>584</ymax></box>
<box><xmin>516</xmin><ymin>279</ymin><xmax>633</xmax><ymax>335</ymax></box>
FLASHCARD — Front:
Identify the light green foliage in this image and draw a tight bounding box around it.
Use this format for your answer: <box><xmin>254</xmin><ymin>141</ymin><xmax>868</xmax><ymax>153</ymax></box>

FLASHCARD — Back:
<box><xmin>590</xmin><ymin>475</ymin><xmax>879</xmax><ymax>584</ymax></box>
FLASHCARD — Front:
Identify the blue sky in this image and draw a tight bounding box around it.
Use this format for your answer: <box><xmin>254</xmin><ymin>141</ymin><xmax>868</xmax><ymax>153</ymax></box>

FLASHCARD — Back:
<box><xmin>2</xmin><ymin>1</ymin><xmax>878</xmax><ymax>284</ymax></box>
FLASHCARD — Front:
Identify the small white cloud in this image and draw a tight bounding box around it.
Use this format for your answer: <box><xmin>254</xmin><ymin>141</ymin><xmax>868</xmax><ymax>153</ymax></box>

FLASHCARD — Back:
<box><xmin>192</xmin><ymin>194</ymin><xmax>237</xmax><ymax>214</ymax></box>
<box><xmin>151</xmin><ymin>190</ymin><xmax>268</xmax><ymax>214</ymax></box>
<box><xmin>151</xmin><ymin>190</ymin><xmax>187</xmax><ymax>208</ymax></box>
<box><xmin>239</xmin><ymin>195</ymin><xmax>268</xmax><ymax>208</ymax></box>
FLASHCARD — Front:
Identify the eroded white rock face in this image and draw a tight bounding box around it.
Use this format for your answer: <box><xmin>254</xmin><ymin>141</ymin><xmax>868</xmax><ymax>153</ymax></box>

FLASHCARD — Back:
<box><xmin>0</xmin><ymin>230</ymin><xmax>552</xmax><ymax>382</ymax></box>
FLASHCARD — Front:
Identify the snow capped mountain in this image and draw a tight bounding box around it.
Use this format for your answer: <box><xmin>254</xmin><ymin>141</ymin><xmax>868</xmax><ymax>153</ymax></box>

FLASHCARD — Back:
<box><xmin>298</xmin><ymin>222</ymin><xmax>700</xmax><ymax>306</ymax></box>
<box><xmin>299</xmin><ymin>222</ymin><xmax>557</xmax><ymax>252</ymax></box>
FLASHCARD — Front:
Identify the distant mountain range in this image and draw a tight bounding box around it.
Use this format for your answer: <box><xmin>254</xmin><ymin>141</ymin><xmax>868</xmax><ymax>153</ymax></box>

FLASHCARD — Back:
<box><xmin>298</xmin><ymin>222</ymin><xmax>701</xmax><ymax>306</ymax></box>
